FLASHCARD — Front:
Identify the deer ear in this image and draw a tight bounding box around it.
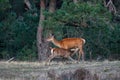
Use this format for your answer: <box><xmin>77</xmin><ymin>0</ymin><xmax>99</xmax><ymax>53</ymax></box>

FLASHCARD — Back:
<box><xmin>49</xmin><ymin>33</ymin><xmax>54</xmax><ymax>37</ymax></box>
<box><xmin>50</xmin><ymin>34</ymin><xmax>55</xmax><ymax>38</ymax></box>
<box><xmin>51</xmin><ymin>33</ymin><xmax>54</xmax><ymax>36</ymax></box>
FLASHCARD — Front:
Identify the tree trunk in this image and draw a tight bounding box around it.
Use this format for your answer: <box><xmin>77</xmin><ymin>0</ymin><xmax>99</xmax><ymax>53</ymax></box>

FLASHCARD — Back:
<box><xmin>37</xmin><ymin>0</ymin><xmax>56</xmax><ymax>61</ymax></box>
<box><xmin>37</xmin><ymin>0</ymin><xmax>49</xmax><ymax>61</ymax></box>
<box><xmin>49</xmin><ymin>0</ymin><xmax>56</xmax><ymax>13</ymax></box>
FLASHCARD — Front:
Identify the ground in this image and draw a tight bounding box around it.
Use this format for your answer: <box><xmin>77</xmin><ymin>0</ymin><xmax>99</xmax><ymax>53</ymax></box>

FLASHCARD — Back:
<box><xmin>0</xmin><ymin>60</ymin><xmax>120</xmax><ymax>80</ymax></box>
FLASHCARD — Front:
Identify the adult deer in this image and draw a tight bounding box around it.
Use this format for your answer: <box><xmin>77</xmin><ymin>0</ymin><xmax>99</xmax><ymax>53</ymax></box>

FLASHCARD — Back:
<box><xmin>46</xmin><ymin>34</ymin><xmax>86</xmax><ymax>61</ymax></box>
<box><xmin>47</xmin><ymin>47</ymin><xmax>76</xmax><ymax>62</ymax></box>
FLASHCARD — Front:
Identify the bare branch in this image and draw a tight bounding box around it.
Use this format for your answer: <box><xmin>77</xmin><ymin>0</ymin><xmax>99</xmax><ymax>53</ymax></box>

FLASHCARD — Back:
<box><xmin>7</xmin><ymin>57</ymin><xmax>14</xmax><ymax>63</ymax></box>
<box><xmin>104</xmin><ymin>0</ymin><xmax>117</xmax><ymax>14</ymax></box>
<box><xmin>24</xmin><ymin>0</ymin><xmax>32</xmax><ymax>10</ymax></box>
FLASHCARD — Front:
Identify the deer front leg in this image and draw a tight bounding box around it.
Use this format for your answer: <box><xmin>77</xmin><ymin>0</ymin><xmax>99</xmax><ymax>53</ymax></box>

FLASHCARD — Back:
<box><xmin>47</xmin><ymin>55</ymin><xmax>56</xmax><ymax>63</ymax></box>
<box><xmin>79</xmin><ymin>49</ymin><xmax>84</xmax><ymax>61</ymax></box>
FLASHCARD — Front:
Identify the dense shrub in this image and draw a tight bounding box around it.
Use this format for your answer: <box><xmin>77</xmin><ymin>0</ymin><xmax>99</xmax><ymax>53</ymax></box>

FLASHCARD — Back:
<box><xmin>0</xmin><ymin>0</ymin><xmax>119</xmax><ymax>60</ymax></box>
<box><xmin>0</xmin><ymin>10</ymin><xmax>38</xmax><ymax>60</ymax></box>
<box><xmin>43</xmin><ymin>1</ymin><xmax>120</xmax><ymax>60</ymax></box>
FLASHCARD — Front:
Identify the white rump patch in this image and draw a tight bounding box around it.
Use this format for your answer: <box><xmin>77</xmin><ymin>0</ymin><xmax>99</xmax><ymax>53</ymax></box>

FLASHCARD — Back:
<box><xmin>82</xmin><ymin>39</ymin><xmax>86</xmax><ymax>44</ymax></box>
<box><xmin>51</xmin><ymin>48</ymin><xmax>54</xmax><ymax>55</ymax></box>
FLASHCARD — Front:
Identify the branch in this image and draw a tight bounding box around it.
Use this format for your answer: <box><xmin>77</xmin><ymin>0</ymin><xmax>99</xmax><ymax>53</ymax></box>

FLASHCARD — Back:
<box><xmin>7</xmin><ymin>57</ymin><xmax>14</xmax><ymax>63</ymax></box>
<box><xmin>57</xmin><ymin>19</ymin><xmax>88</xmax><ymax>27</ymax></box>
<box><xmin>58</xmin><ymin>19</ymin><xmax>80</xmax><ymax>27</ymax></box>
<box><xmin>104</xmin><ymin>0</ymin><xmax>117</xmax><ymax>14</ymax></box>
<box><xmin>24</xmin><ymin>0</ymin><xmax>32</xmax><ymax>10</ymax></box>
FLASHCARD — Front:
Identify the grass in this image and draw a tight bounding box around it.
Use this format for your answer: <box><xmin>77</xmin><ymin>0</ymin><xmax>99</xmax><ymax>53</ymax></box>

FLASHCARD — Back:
<box><xmin>0</xmin><ymin>60</ymin><xmax>120</xmax><ymax>80</ymax></box>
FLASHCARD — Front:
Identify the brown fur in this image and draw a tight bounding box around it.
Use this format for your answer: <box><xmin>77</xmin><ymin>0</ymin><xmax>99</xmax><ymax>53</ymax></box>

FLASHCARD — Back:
<box><xmin>47</xmin><ymin>48</ymin><xmax>76</xmax><ymax>62</ymax></box>
<box><xmin>46</xmin><ymin>35</ymin><xmax>85</xmax><ymax>61</ymax></box>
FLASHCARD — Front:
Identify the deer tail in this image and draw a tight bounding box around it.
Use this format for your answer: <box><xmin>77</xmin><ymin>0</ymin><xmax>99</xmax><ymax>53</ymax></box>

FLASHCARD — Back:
<box><xmin>82</xmin><ymin>38</ymin><xmax>86</xmax><ymax>44</ymax></box>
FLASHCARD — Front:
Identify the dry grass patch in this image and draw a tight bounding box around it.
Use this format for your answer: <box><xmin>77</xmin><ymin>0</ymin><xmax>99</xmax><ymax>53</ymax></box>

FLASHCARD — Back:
<box><xmin>0</xmin><ymin>61</ymin><xmax>120</xmax><ymax>80</ymax></box>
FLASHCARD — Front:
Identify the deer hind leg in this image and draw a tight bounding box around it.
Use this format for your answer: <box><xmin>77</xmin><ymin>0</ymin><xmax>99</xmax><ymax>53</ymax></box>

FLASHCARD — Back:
<box><xmin>78</xmin><ymin>50</ymin><xmax>81</xmax><ymax>61</ymax></box>
<box><xmin>47</xmin><ymin>55</ymin><xmax>56</xmax><ymax>63</ymax></box>
<box><xmin>80</xmin><ymin>49</ymin><xmax>84</xmax><ymax>61</ymax></box>
<box><xmin>78</xmin><ymin>46</ymin><xmax>84</xmax><ymax>61</ymax></box>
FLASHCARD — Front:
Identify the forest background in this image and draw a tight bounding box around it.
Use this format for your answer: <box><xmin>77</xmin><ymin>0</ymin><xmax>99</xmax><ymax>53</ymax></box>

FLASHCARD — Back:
<box><xmin>0</xmin><ymin>0</ymin><xmax>120</xmax><ymax>61</ymax></box>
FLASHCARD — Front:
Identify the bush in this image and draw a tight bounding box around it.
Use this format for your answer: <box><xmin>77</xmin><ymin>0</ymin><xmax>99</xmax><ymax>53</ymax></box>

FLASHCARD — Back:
<box><xmin>16</xmin><ymin>44</ymin><xmax>37</xmax><ymax>61</ymax></box>
<box><xmin>43</xmin><ymin>0</ymin><xmax>119</xmax><ymax>60</ymax></box>
<box><xmin>0</xmin><ymin>10</ymin><xmax>38</xmax><ymax>60</ymax></box>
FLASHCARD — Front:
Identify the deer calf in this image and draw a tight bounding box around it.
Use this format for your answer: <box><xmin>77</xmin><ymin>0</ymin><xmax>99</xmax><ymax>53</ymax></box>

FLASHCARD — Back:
<box><xmin>47</xmin><ymin>47</ymin><xmax>76</xmax><ymax>62</ymax></box>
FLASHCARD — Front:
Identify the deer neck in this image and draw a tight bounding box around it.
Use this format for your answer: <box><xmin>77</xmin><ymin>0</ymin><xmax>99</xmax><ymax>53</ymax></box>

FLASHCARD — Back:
<box><xmin>52</xmin><ymin>38</ymin><xmax>61</xmax><ymax>48</ymax></box>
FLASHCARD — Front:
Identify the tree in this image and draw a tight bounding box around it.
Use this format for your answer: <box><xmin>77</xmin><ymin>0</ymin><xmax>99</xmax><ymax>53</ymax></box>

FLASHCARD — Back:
<box><xmin>37</xmin><ymin>0</ymin><xmax>56</xmax><ymax>61</ymax></box>
<box><xmin>49</xmin><ymin>0</ymin><xmax>56</xmax><ymax>13</ymax></box>
<box><xmin>37</xmin><ymin>0</ymin><xmax>46</xmax><ymax>61</ymax></box>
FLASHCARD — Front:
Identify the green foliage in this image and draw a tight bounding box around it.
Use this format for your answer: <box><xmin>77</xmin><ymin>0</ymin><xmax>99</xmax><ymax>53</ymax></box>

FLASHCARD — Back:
<box><xmin>84</xmin><ymin>24</ymin><xmax>111</xmax><ymax>58</ymax></box>
<box><xmin>0</xmin><ymin>0</ymin><xmax>119</xmax><ymax>60</ymax></box>
<box><xmin>0</xmin><ymin>0</ymin><xmax>11</xmax><ymax>20</ymax></box>
<box><xmin>0</xmin><ymin>0</ymin><xmax>11</xmax><ymax>10</ymax></box>
<box><xmin>108</xmin><ymin>24</ymin><xmax>120</xmax><ymax>58</ymax></box>
<box><xmin>44</xmin><ymin>1</ymin><xmax>111</xmax><ymax>28</ymax></box>
<box><xmin>16</xmin><ymin>43</ymin><xmax>37</xmax><ymax>61</ymax></box>
<box><xmin>0</xmin><ymin>10</ymin><xmax>39</xmax><ymax>60</ymax></box>
<box><xmin>43</xmin><ymin>0</ymin><xmax>119</xmax><ymax>60</ymax></box>
<box><xmin>0</xmin><ymin>51</ymin><xmax>10</xmax><ymax>59</ymax></box>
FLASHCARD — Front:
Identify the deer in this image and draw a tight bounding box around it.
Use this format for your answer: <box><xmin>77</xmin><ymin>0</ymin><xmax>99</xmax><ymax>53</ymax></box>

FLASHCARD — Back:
<box><xmin>46</xmin><ymin>34</ymin><xmax>86</xmax><ymax>61</ymax></box>
<box><xmin>47</xmin><ymin>47</ymin><xmax>77</xmax><ymax>63</ymax></box>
